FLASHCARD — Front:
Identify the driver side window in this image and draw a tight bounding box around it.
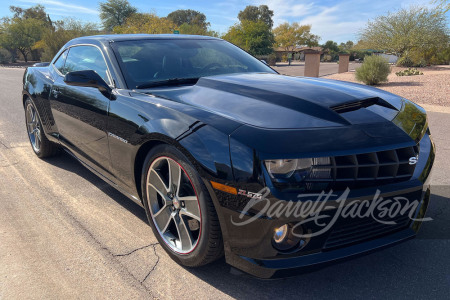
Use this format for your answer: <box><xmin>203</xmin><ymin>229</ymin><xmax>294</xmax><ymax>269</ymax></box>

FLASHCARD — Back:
<box><xmin>64</xmin><ymin>45</ymin><xmax>111</xmax><ymax>85</ymax></box>
<box><xmin>53</xmin><ymin>50</ymin><xmax>67</xmax><ymax>74</ymax></box>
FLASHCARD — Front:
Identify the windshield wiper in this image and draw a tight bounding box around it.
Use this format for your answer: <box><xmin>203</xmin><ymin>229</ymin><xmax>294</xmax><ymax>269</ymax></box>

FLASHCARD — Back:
<box><xmin>136</xmin><ymin>77</ymin><xmax>200</xmax><ymax>89</ymax></box>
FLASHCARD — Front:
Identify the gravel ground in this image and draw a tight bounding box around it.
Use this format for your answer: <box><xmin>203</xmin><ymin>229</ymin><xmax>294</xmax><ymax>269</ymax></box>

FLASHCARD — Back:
<box><xmin>324</xmin><ymin>66</ymin><xmax>450</xmax><ymax>107</ymax></box>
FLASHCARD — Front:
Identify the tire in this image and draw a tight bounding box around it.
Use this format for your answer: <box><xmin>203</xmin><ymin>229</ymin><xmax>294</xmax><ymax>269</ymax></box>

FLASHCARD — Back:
<box><xmin>24</xmin><ymin>98</ymin><xmax>59</xmax><ymax>158</ymax></box>
<box><xmin>141</xmin><ymin>144</ymin><xmax>223</xmax><ymax>267</ymax></box>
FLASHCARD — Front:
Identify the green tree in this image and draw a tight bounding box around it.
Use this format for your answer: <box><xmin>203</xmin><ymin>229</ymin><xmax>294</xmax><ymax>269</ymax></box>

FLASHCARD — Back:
<box><xmin>178</xmin><ymin>23</ymin><xmax>218</xmax><ymax>37</ymax></box>
<box><xmin>0</xmin><ymin>17</ymin><xmax>45</xmax><ymax>62</ymax></box>
<box><xmin>113</xmin><ymin>13</ymin><xmax>177</xmax><ymax>34</ymax></box>
<box><xmin>273</xmin><ymin>22</ymin><xmax>319</xmax><ymax>52</ymax></box>
<box><xmin>322</xmin><ymin>40</ymin><xmax>339</xmax><ymax>53</ymax></box>
<box><xmin>321</xmin><ymin>40</ymin><xmax>340</xmax><ymax>60</ymax></box>
<box><xmin>238</xmin><ymin>5</ymin><xmax>274</xmax><ymax>28</ymax></box>
<box><xmin>167</xmin><ymin>9</ymin><xmax>209</xmax><ymax>31</ymax></box>
<box><xmin>339</xmin><ymin>40</ymin><xmax>354</xmax><ymax>53</ymax></box>
<box><xmin>99</xmin><ymin>0</ymin><xmax>137</xmax><ymax>31</ymax></box>
<box><xmin>0</xmin><ymin>5</ymin><xmax>52</xmax><ymax>62</ymax></box>
<box><xmin>9</xmin><ymin>5</ymin><xmax>50</xmax><ymax>24</ymax></box>
<box><xmin>359</xmin><ymin>6</ymin><xmax>449</xmax><ymax>64</ymax></box>
<box><xmin>34</xmin><ymin>19</ymin><xmax>98</xmax><ymax>61</ymax></box>
<box><xmin>222</xmin><ymin>20</ymin><xmax>274</xmax><ymax>55</ymax></box>
<box><xmin>433</xmin><ymin>0</ymin><xmax>450</xmax><ymax>13</ymax></box>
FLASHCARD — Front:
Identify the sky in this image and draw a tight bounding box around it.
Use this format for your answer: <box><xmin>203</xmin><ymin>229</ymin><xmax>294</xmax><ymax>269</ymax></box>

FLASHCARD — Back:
<box><xmin>1</xmin><ymin>0</ymin><xmax>448</xmax><ymax>43</ymax></box>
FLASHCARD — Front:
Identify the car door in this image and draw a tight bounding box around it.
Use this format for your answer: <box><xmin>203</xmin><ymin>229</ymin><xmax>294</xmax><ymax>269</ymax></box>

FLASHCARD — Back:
<box><xmin>49</xmin><ymin>45</ymin><xmax>113</xmax><ymax>172</ymax></box>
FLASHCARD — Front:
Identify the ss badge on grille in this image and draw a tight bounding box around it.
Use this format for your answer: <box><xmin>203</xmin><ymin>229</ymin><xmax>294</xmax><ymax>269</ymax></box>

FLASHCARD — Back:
<box><xmin>409</xmin><ymin>156</ymin><xmax>419</xmax><ymax>165</ymax></box>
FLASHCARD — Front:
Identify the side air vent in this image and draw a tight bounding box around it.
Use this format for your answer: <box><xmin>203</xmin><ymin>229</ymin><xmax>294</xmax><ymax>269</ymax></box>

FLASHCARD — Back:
<box><xmin>331</xmin><ymin>98</ymin><xmax>397</xmax><ymax>114</ymax></box>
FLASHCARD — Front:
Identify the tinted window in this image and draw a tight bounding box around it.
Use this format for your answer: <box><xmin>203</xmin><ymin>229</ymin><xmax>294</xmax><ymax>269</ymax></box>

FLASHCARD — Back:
<box><xmin>64</xmin><ymin>46</ymin><xmax>110</xmax><ymax>84</ymax></box>
<box><xmin>53</xmin><ymin>50</ymin><xmax>67</xmax><ymax>74</ymax></box>
<box><xmin>111</xmin><ymin>39</ymin><xmax>276</xmax><ymax>89</ymax></box>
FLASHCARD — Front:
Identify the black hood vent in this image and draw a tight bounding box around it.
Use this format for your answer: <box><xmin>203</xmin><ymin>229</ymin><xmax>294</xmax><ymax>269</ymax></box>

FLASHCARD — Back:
<box><xmin>331</xmin><ymin>97</ymin><xmax>397</xmax><ymax>114</ymax></box>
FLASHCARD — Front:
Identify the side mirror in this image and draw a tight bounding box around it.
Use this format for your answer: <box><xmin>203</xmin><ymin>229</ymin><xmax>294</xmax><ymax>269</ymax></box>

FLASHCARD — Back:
<box><xmin>64</xmin><ymin>70</ymin><xmax>112</xmax><ymax>97</ymax></box>
<box><xmin>33</xmin><ymin>62</ymin><xmax>50</xmax><ymax>67</ymax></box>
<box><xmin>260</xmin><ymin>59</ymin><xmax>269</xmax><ymax>66</ymax></box>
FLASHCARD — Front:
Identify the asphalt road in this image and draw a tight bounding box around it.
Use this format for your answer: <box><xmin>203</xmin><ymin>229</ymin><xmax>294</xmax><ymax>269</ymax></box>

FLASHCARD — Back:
<box><xmin>0</xmin><ymin>67</ymin><xmax>449</xmax><ymax>299</ymax></box>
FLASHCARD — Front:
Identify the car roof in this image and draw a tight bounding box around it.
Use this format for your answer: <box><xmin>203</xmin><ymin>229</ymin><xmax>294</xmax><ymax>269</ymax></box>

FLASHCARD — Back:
<box><xmin>70</xmin><ymin>34</ymin><xmax>221</xmax><ymax>43</ymax></box>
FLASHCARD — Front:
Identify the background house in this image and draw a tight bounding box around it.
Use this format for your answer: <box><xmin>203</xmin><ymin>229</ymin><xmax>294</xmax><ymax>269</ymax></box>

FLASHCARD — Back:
<box><xmin>274</xmin><ymin>46</ymin><xmax>324</xmax><ymax>61</ymax></box>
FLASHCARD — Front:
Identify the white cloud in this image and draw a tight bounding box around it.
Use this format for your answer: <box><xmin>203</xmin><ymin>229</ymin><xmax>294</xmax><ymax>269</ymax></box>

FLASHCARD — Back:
<box><xmin>18</xmin><ymin>0</ymin><xmax>98</xmax><ymax>15</ymax></box>
<box><xmin>252</xmin><ymin>0</ymin><xmax>316</xmax><ymax>26</ymax></box>
<box><xmin>299</xmin><ymin>5</ymin><xmax>367</xmax><ymax>42</ymax></box>
<box><xmin>249</xmin><ymin>0</ymin><xmax>448</xmax><ymax>42</ymax></box>
<box><xmin>250</xmin><ymin>0</ymin><xmax>372</xmax><ymax>42</ymax></box>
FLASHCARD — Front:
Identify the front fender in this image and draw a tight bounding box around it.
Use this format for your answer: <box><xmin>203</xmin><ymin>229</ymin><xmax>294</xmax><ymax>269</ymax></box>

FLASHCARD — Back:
<box><xmin>137</xmin><ymin>118</ymin><xmax>233</xmax><ymax>181</ymax></box>
<box><xmin>22</xmin><ymin>66</ymin><xmax>59</xmax><ymax>142</ymax></box>
<box><xmin>107</xmin><ymin>93</ymin><xmax>234</xmax><ymax>199</ymax></box>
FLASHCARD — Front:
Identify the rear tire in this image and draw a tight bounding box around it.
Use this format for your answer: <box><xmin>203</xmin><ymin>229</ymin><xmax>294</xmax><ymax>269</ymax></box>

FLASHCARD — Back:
<box><xmin>24</xmin><ymin>98</ymin><xmax>59</xmax><ymax>158</ymax></box>
<box><xmin>141</xmin><ymin>144</ymin><xmax>223</xmax><ymax>267</ymax></box>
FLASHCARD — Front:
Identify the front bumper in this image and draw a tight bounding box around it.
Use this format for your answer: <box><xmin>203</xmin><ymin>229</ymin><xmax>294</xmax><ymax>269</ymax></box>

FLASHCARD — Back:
<box><xmin>224</xmin><ymin>187</ymin><xmax>431</xmax><ymax>279</ymax></box>
<box><xmin>208</xmin><ymin>133</ymin><xmax>435</xmax><ymax>279</ymax></box>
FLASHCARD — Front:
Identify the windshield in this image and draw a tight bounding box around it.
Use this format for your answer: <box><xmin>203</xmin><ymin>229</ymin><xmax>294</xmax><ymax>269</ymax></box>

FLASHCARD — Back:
<box><xmin>110</xmin><ymin>38</ymin><xmax>276</xmax><ymax>89</ymax></box>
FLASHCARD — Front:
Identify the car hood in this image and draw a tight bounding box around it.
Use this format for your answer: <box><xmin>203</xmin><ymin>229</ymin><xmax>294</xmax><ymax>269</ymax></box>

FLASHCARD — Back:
<box><xmin>146</xmin><ymin>73</ymin><xmax>405</xmax><ymax>129</ymax></box>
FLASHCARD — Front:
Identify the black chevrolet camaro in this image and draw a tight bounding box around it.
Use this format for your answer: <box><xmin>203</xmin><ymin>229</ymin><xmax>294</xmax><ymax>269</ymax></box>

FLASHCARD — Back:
<box><xmin>22</xmin><ymin>34</ymin><xmax>435</xmax><ymax>278</ymax></box>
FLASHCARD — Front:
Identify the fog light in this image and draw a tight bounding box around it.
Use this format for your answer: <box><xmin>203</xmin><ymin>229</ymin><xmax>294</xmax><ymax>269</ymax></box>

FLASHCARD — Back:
<box><xmin>273</xmin><ymin>224</ymin><xmax>289</xmax><ymax>244</ymax></box>
<box><xmin>272</xmin><ymin>223</ymin><xmax>307</xmax><ymax>252</ymax></box>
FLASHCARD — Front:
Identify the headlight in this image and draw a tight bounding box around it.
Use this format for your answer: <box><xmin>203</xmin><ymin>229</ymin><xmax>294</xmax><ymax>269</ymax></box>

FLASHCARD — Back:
<box><xmin>393</xmin><ymin>99</ymin><xmax>428</xmax><ymax>142</ymax></box>
<box><xmin>264</xmin><ymin>158</ymin><xmax>312</xmax><ymax>179</ymax></box>
<box><xmin>264</xmin><ymin>157</ymin><xmax>331</xmax><ymax>182</ymax></box>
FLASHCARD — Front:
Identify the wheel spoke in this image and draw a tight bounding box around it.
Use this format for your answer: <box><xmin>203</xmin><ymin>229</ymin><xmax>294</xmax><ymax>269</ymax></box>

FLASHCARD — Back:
<box><xmin>174</xmin><ymin>215</ymin><xmax>193</xmax><ymax>250</ymax></box>
<box><xmin>153</xmin><ymin>205</ymin><xmax>172</xmax><ymax>233</ymax></box>
<box><xmin>148</xmin><ymin>184</ymin><xmax>172</xmax><ymax>209</ymax></box>
<box><xmin>26</xmin><ymin>106</ymin><xmax>33</xmax><ymax>122</ymax></box>
<box><xmin>180</xmin><ymin>201</ymin><xmax>201</xmax><ymax>221</ymax></box>
<box><xmin>27</xmin><ymin>107</ymin><xmax>34</xmax><ymax>130</ymax></box>
<box><xmin>147</xmin><ymin>156</ymin><xmax>201</xmax><ymax>254</ymax></box>
<box><xmin>34</xmin><ymin>131</ymin><xmax>40</xmax><ymax>149</ymax></box>
<box><xmin>167</xmin><ymin>159</ymin><xmax>181</xmax><ymax>195</ymax></box>
<box><xmin>31</xmin><ymin>108</ymin><xmax>36</xmax><ymax>124</ymax></box>
<box><xmin>149</xmin><ymin>169</ymin><xmax>169</xmax><ymax>193</ymax></box>
<box><xmin>178</xmin><ymin>196</ymin><xmax>197</xmax><ymax>201</ymax></box>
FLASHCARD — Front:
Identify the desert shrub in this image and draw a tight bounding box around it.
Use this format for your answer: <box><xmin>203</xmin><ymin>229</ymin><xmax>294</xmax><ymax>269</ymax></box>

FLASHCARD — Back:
<box><xmin>355</xmin><ymin>55</ymin><xmax>391</xmax><ymax>85</ymax></box>
<box><xmin>395</xmin><ymin>68</ymin><xmax>424</xmax><ymax>76</ymax></box>
<box><xmin>0</xmin><ymin>48</ymin><xmax>11</xmax><ymax>64</ymax></box>
<box><xmin>322</xmin><ymin>54</ymin><xmax>332</xmax><ymax>62</ymax></box>
<box><xmin>396</xmin><ymin>56</ymin><xmax>414</xmax><ymax>67</ymax></box>
<box><xmin>397</xmin><ymin>51</ymin><xmax>428</xmax><ymax>67</ymax></box>
<box><xmin>267</xmin><ymin>53</ymin><xmax>277</xmax><ymax>66</ymax></box>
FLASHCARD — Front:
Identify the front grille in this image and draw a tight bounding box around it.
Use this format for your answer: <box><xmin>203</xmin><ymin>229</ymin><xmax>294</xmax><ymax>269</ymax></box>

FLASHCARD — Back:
<box><xmin>324</xmin><ymin>214</ymin><xmax>411</xmax><ymax>249</ymax></box>
<box><xmin>323</xmin><ymin>190</ymin><xmax>421</xmax><ymax>250</ymax></box>
<box><xmin>304</xmin><ymin>145</ymin><xmax>419</xmax><ymax>191</ymax></box>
